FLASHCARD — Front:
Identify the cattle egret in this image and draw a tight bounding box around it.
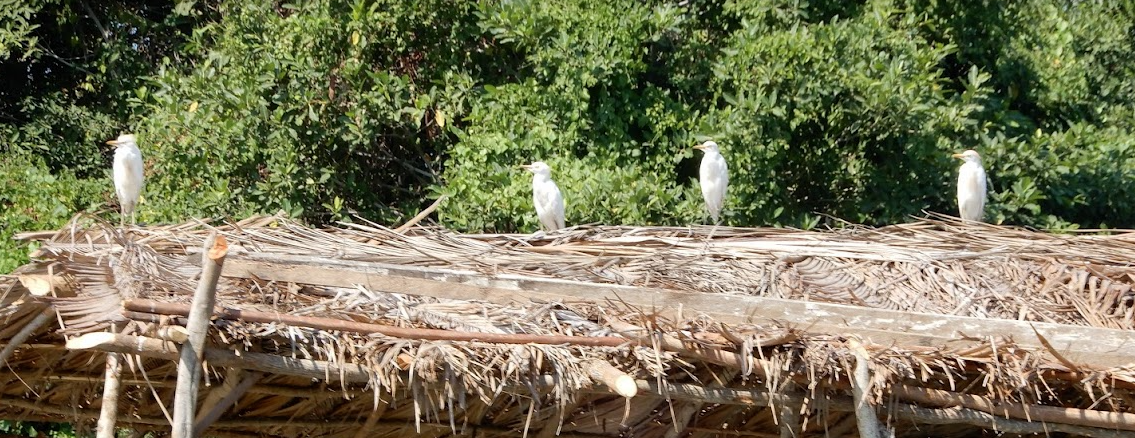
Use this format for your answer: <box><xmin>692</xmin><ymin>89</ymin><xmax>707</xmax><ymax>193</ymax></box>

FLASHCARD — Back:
<box><xmin>520</xmin><ymin>161</ymin><xmax>565</xmax><ymax>232</ymax></box>
<box><xmin>694</xmin><ymin>141</ymin><xmax>728</xmax><ymax>223</ymax></box>
<box><xmin>952</xmin><ymin>149</ymin><xmax>986</xmax><ymax>222</ymax></box>
<box><xmin>108</xmin><ymin>134</ymin><xmax>144</xmax><ymax>226</ymax></box>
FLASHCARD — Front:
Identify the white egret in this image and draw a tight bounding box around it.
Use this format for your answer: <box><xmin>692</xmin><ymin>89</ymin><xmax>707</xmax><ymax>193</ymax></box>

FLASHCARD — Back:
<box><xmin>520</xmin><ymin>161</ymin><xmax>565</xmax><ymax>232</ymax></box>
<box><xmin>694</xmin><ymin>140</ymin><xmax>728</xmax><ymax>223</ymax></box>
<box><xmin>108</xmin><ymin>134</ymin><xmax>144</xmax><ymax>226</ymax></box>
<box><xmin>951</xmin><ymin>149</ymin><xmax>986</xmax><ymax>222</ymax></box>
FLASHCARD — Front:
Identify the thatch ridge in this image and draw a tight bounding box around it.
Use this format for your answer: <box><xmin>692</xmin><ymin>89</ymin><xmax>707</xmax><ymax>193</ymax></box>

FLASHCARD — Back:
<box><xmin>2</xmin><ymin>214</ymin><xmax>1135</xmax><ymax>437</ymax></box>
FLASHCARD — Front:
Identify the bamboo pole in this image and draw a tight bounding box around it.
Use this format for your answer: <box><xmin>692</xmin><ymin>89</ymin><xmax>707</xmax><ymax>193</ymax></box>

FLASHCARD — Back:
<box><xmin>124</xmin><ymin>300</ymin><xmax>631</xmax><ymax>348</ymax></box>
<box><xmin>848</xmin><ymin>339</ymin><xmax>886</xmax><ymax>438</ymax></box>
<box><xmin>172</xmin><ymin>232</ymin><xmax>227</xmax><ymax>438</ymax></box>
<box><xmin>0</xmin><ymin>307</ymin><xmax>55</xmax><ymax>365</ymax></box>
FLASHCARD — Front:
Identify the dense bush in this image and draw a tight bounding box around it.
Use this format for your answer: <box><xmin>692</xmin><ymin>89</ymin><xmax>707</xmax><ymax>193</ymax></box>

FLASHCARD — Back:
<box><xmin>3</xmin><ymin>0</ymin><xmax>1135</xmax><ymax>271</ymax></box>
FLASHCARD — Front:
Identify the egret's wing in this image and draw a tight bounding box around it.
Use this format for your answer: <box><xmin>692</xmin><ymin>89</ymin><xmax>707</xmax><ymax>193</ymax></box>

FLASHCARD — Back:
<box><xmin>957</xmin><ymin>164</ymin><xmax>987</xmax><ymax>221</ymax></box>
<box><xmin>551</xmin><ymin>185</ymin><xmax>565</xmax><ymax>230</ymax></box>
<box><xmin>534</xmin><ymin>181</ymin><xmax>564</xmax><ymax>231</ymax></box>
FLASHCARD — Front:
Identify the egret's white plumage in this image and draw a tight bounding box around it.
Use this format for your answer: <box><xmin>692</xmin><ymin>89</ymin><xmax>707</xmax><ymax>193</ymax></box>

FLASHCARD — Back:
<box><xmin>521</xmin><ymin>161</ymin><xmax>565</xmax><ymax>231</ymax></box>
<box><xmin>109</xmin><ymin>134</ymin><xmax>144</xmax><ymax>226</ymax></box>
<box><xmin>952</xmin><ymin>149</ymin><xmax>986</xmax><ymax>222</ymax></box>
<box><xmin>694</xmin><ymin>141</ymin><xmax>728</xmax><ymax>223</ymax></box>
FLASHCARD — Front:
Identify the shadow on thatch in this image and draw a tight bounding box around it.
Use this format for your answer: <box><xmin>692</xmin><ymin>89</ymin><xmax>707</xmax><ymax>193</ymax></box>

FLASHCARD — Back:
<box><xmin>2</xmin><ymin>213</ymin><xmax>1135</xmax><ymax>437</ymax></box>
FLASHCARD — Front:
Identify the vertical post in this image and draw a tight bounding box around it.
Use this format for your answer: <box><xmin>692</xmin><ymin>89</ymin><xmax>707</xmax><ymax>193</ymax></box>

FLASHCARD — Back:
<box><xmin>848</xmin><ymin>338</ymin><xmax>885</xmax><ymax>438</ymax></box>
<box><xmin>95</xmin><ymin>347</ymin><xmax>122</xmax><ymax>438</ymax></box>
<box><xmin>172</xmin><ymin>233</ymin><xmax>227</xmax><ymax>438</ymax></box>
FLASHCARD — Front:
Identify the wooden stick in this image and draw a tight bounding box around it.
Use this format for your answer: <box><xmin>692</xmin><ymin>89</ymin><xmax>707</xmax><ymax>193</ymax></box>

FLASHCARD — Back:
<box><xmin>194</xmin><ymin>370</ymin><xmax>261</xmax><ymax>432</ymax></box>
<box><xmin>124</xmin><ymin>300</ymin><xmax>631</xmax><ymax>348</ymax></box>
<box><xmin>848</xmin><ymin>339</ymin><xmax>885</xmax><ymax>438</ymax></box>
<box><xmin>891</xmin><ymin>385</ymin><xmax>1135</xmax><ymax>432</ymax></box>
<box><xmin>584</xmin><ymin>360</ymin><xmax>637</xmax><ymax>398</ymax></box>
<box><xmin>395</xmin><ymin>195</ymin><xmax>448</xmax><ymax>233</ymax></box>
<box><xmin>0</xmin><ymin>307</ymin><xmax>55</xmax><ymax>365</ymax></box>
<box><xmin>96</xmin><ymin>350</ymin><xmax>123</xmax><ymax>438</ymax></box>
<box><xmin>172</xmin><ymin>233</ymin><xmax>227</xmax><ymax>438</ymax></box>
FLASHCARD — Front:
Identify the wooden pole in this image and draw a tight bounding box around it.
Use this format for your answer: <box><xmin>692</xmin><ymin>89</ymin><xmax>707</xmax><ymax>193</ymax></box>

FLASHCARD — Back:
<box><xmin>848</xmin><ymin>339</ymin><xmax>886</xmax><ymax>438</ymax></box>
<box><xmin>172</xmin><ymin>233</ymin><xmax>227</xmax><ymax>438</ymax></box>
<box><xmin>124</xmin><ymin>300</ymin><xmax>631</xmax><ymax>348</ymax></box>
<box><xmin>95</xmin><ymin>350</ymin><xmax>123</xmax><ymax>438</ymax></box>
<box><xmin>0</xmin><ymin>307</ymin><xmax>55</xmax><ymax>365</ymax></box>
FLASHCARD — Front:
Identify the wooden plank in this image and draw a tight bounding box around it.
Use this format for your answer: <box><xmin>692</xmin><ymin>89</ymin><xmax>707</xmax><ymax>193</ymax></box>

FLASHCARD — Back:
<box><xmin>218</xmin><ymin>253</ymin><xmax>1135</xmax><ymax>369</ymax></box>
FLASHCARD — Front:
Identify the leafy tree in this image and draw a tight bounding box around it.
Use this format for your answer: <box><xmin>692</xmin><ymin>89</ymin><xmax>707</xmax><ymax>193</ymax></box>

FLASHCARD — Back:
<box><xmin>3</xmin><ymin>0</ymin><xmax>1135</xmax><ymax>273</ymax></box>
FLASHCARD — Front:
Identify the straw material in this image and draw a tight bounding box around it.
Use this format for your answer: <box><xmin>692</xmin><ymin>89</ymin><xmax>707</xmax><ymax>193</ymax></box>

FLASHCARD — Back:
<box><xmin>1</xmin><ymin>213</ymin><xmax>1134</xmax><ymax>437</ymax></box>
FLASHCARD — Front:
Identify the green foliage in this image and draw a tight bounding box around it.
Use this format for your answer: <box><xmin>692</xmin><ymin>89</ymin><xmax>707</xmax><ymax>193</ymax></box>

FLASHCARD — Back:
<box><xmin>0</xmin><ymin>420</ymin><xmax>75</xmax><ymax>438</ymax></box>
<box><xmin>4</xmin><ymin>0</ymin><xmax>1135</xmax><ymax>272</ymax></box>
<box><xmin>133</xmin><ymin>0</ymin><xmax>481</xmax><ymax>224</ymax></box>
<box><xmin>0</xmin><ymin>152</ymin><xmax>102</xmax><ymax>276</ymax></box>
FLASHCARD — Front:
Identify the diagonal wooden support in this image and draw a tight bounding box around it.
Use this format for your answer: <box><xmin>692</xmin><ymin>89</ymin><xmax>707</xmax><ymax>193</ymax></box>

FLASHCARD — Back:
<box><xmin>194</xmin><ymin>368</ymin><xmax>262</xmax><ymax>433</ymax></box>
<box><xmin>172</xmin><ymin>233</ymin><xmax>227</xmax><ymax>438</ymax></box>
<box><xmin>0</xmin><ymin>307</ymin><xmax>55</xmax><ymax>365</ymax></box>
<box><xmin>351</xmin><ymin>397</ymin><xmax>390</xmax><ymax>438</ymax></box>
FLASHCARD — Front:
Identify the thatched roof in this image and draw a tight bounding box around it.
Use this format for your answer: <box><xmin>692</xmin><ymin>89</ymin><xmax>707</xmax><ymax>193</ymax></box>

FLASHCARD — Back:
<box><xmin>3</xmin><ymin>214</ymin><xmax>1135</xmax><ymax>437</ymax></box>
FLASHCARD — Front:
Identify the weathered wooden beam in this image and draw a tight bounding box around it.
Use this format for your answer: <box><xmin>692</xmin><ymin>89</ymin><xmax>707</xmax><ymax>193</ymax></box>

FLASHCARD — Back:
<box><xmin>175</xmin><ymin>232</ymin><xmax>227</xmax><ymax>438</ymax></box>
<box><xmin>218</xmin><ymin>253</ymin><xmax>1135</xmax><ymax>369</ymax></box>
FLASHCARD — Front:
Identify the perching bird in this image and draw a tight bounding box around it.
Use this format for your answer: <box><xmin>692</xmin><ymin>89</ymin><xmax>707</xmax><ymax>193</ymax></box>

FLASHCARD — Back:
<box><xmin>694</xmin><ymin>140</ymin><xmax>728</xmax><ymax>223</ymax></box>
<box><xmin>520</xmin><ymin>161</ymin><xmax>565</xmax><ymax>232</ymax></box>
<box><xmin>108</xmin><ymin>134</ymin><xmax>144</xmax><ymax>226</ymax></box>
<box><xmin>952</xmin><ymin>149</ymin><xmax>986</xmax><ymax>222</ymax></box>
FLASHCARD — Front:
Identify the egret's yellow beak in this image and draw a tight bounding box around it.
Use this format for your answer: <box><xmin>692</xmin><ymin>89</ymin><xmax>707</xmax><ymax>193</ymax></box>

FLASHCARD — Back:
<box><xmin>518</xmin><ymin>164</ymin><xmax>532</xmax><ymax>170</ymax></box>
<box><xmin>693</xmin><ymin>143</ymin><xmax>707</xmax><ymax>151</ymax></box>
<box><xmin>106</xmin><ymin>140</ymin><xmax>120</xmax><ymax>146</ymax></box>
<box><xmin>951</xmin><ymin>153</ymin><xmax>965</xmax><ymax>159</ymax></box>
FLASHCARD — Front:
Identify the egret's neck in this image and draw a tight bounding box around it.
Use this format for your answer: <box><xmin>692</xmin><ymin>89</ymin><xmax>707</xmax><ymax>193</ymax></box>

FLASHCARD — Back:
<box><xmin>532</xmin><ymin>173</ymin><xmax>552</xmax><ymax>184</ymax></box>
